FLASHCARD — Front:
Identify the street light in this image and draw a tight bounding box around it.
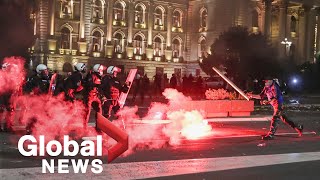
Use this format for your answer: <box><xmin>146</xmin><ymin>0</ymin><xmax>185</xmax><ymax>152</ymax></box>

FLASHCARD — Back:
<box><xmin>281</xmin><ymin>38</ymin><xmax>292</xmax><ymax>56</ymax></box>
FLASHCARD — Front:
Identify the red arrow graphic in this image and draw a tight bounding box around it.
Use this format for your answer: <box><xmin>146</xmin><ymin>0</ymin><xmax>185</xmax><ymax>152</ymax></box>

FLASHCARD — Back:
<box><xmin>96</xmin><ymin>112</ymin><xmax>128</xmax><ymax>163</ymax></box>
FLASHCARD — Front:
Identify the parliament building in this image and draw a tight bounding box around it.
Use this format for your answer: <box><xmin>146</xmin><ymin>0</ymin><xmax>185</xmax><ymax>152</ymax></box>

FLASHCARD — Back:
<box><xmin>30</xmin><ymin>0</ymin><xmax>320</xmax><ymax>77</ymax></box>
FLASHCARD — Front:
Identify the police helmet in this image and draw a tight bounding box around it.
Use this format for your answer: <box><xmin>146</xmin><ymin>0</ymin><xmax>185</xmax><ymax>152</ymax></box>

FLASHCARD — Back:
<box><xmin>93</xmin><ymin>64</ymin><xmax>104</xmax><ymax>75</ymax></box>
<box><xmin>74</xmin><ymin>63</ymin><xmax>86</xmax><ymax>72</ymax></box>
<box><xmin>36</xmin><ymin>64</ymin><xmax>47</xmax><ymax>74</ymax></box>
<box><xmin>1</xmin><ymin>63</ymin><xmax>10</xmax><ymax>70</ymax></box>
<box><xmin>106</xmin><ymin>66</ymin><xmax>121</xmax><ymax>74</ymax></box>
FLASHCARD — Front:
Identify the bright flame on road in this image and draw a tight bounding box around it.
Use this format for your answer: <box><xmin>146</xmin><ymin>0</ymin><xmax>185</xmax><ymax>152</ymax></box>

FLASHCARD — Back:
<box><xmin>181</xmin><ymin>119</ymin><xmax>212</xmax><ymax>140</ymax></box>
<box><xmin>154</xmin><ymin>112</ymin><xmax>163</xmax><ymax>120</ymax></box>
<box><xmin>166</xmin><ymin>110</ymin><xmax>212</xmax><ymax>140</ymax></box>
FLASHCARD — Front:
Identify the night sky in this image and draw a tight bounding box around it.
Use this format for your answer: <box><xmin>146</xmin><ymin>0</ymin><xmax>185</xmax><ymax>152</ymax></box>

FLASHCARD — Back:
<box><xmin>0</xmin><ymin>0</ymin><xmax>35</xmax><ymax>60</ymax></box>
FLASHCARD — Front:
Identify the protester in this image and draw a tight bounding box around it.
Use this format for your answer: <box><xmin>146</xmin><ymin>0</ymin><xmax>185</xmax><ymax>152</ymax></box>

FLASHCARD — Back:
<box><xmin>248</xmin><ymin>78</ymin><xmax>303</xmax><ymax>140</ymax></box>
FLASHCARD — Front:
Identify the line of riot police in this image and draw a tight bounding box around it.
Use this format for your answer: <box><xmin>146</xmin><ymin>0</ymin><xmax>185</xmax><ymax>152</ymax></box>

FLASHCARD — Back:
<box><xmin>1</xmin><ymin>62</ymin><xmax>129</xmax><ymax>132</ymax></box>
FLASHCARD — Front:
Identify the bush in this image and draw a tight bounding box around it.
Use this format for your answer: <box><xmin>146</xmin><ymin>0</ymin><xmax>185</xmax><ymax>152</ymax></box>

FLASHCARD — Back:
<box><xmin>205</xmin><ymin>89</ymin><xmax>229</xmax><ymax>100</ymax></box>
<box><xmin>205</xmin><ymin>88</ymin><xmax>245</xmax><ymax>100</ymax></box>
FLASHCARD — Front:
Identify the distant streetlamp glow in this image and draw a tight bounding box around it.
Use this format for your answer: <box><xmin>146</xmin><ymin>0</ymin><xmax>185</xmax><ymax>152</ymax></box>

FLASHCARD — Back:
<box><xmin>292</xmin><ymin>78</ymin><xmax>298</xmax><ymax>84</ymax></box>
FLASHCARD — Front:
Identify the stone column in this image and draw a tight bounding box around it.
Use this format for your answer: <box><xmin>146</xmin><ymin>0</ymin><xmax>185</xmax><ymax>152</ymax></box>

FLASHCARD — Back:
<box><xmin>126</xmin><ymin>0</ymin><xmax>134</xmax><ymax>59</ymax></box>
<box><xmin>77</xmin><ymin>0</ymin><xmax>87</xmax><ymax>56</ymax></box>
<box><xmin>263</xmin><ymin>0</ymin><xmax>272</xmax><ymax>38</ymax></box>
<box><xmin>146</xmin><ymin>2</ymin><xmax>154</xmax><ymax>60</ymax></box>
<box><xmin>316</xmin><ymin>8</ymin><xmax>320</xmax><ymax>55</ymax></box>
<box><xmin>260</xmin><ymin>1</ymin><xmax>265</xmax><ymax>34</ymax></box>
<box><xmin>147</xmin><ymin>2</ymin><xmax>153</xmax><ymax>46</ymax></box>
<box><xmin>166</xmin><ymin>5</ymin><xmax>173</xmax><ymax>47</ymax></box>
<box><xmin>279</xmin><ymin>0</ymin><xmax>288</xmax><ymax>58</ymax></box>
<box><xmin>79</xmin><ymin>0</ymin><xmax>85</xmax><ymax>39</ymax></box>
<box><xmin>303</xmin><ymin>4</ymin><xmax>312</xmax><ymax>62</ymax></box>
<box><xmin>48</xmin><ymin>0</ymin><xmax>57</xmax><ymax>54</ymax></box>
<box><xmin>49</xmin><ymin>0</ymin><xmax>55</xmax><ymax>36</ymax></box>
<box><xmin>165</xmin><ymin>5</ymin><xmax>173</xmax><ymax>61</ymax></box>
<box><xmin>107</xmin><ymin>0</ymin><xmax>114</xmax><ymax>42</ymax></box>
<box><xmin>106</xmin><ymin>0</ymin><xmax>114</xmax><ymax>58</ymax></box>
<box><xmin>127</xmin><ymin>0</ymin><xmax>134</xmax><ymax>44</ymax></box>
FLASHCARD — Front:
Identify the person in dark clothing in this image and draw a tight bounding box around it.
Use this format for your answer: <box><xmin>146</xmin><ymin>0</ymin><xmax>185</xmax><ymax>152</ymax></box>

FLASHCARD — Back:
<box><xmin>0</xmin><ymin>63</ymin><xmax>12</xmax><ymax>131</ymax></box>
<box><xmin>170</xmin><ymin>73</ymin><xmax>177</xmax><ymax>89</ymax></box>
<box><xmin>83</xmin><ymin>64</ymin><xmax>104</xmax><ymax>128</ymax></box>
<box><xmin>153</xmin><ymin>72</ymin><xmax>162</xmax><ymax>96</ymax></box>
<box><xmin>162</xmin><ymin>73</ymin><xmax>169</xmax><ymax>90</ymax></box>
<box><xmin>51</xmin><ymin>72</ymin><xmax>67</xmax><ymax>96</ymax></box>
<box><xmin>0</xmin><ymin>92</ymin><xmax>14</xmax><ymax>132</ymax></box>
<box><xmin>0</xmin><ymin>63</ymin><xmax>17</xmax><ymax>132</ymax></box>
<box><xmin>24</xmin><ymin>64</ymin><xmax>51</xmax><ymax>95</ymax></box>
<box><xmin>187</xmin><ymin>74</ymin><xmax>194</xmax><ymax>94</ymax></box>
<box><xmin>182</xmin><ymin>74</ymin><xmax>188</xmax><ymax>93</ymax></box>
<box><xmin>196</xmin><ymin>76</ymin><xmax>204</xmax><ymax>98</ymax></box>
<box><xmin>101</xmin><ymin>66</ymin><xmax>129</xmax><ymax>118</ymax></box>
<box><xmin>24</xmin><ymin>64</ymin><xmax>53</xmax><ymax>134</ymax></box>
<box><xmin>248</xmin><ymin>79</ymin><xmax>303</xmax><ymax>140</ymax></box>
<box><xmin>141</xmin><ymin>74</ymin><xmax>152</xmax><ymax>103</ymax></box>
<box><xmin>132</xmin><ymin>73</ymin><xmax>141</xmax><ymax>102</ymax></box>
<box><xmin>64</xmin><ymin>63</ymin><xmax>87</xmax><ymax>102</ymax></box>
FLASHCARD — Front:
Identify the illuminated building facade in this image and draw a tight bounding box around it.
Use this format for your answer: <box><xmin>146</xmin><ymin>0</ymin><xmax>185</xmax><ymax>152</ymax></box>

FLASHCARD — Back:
<box><xmin>30</xmin><ymin>0</ymin><xmax>320</xmax><ymax>77</ymax></box>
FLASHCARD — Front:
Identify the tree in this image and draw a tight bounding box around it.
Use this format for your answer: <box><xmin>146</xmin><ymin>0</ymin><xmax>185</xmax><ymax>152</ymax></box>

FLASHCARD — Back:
<box><xmin>0</xmin><ymin>0</ymin><xmax>38</xmax><ymax>60</ymax></box>
<box><xmin>200</xmin><ymin>26</ymin><xmax>281</xmax><ymax>88</ymax></box>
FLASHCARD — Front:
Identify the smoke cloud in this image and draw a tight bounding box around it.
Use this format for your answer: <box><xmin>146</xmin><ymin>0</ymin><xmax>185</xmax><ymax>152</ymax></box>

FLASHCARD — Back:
<box><xmin>1</xmin><ymin>59</ymin><xmax>213</xmax><ymax>157</ymax></box>
<box><xmin>0</xmin><ymin>57</ymin><xmax>26</xmax><ymax>94</ymax></box>
<box><xmin>118</xmin><ymin>88</ymin><xmax>213</xmax><ymax>156</ymax></box>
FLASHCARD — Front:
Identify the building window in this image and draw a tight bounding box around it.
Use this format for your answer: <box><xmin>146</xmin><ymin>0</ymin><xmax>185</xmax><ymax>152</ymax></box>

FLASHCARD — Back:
<box><xmin>252</xmin><ymin>10</ymin><xmax>259</xmax><ymax>33</ymax></box>
<box><xmin>134</xmin><ymin>3</ymin><xmax>146</xmax><ymax>28</ymax></box>
<box><xmin>200</xmin><ymin>8</ymin><xmax>207</xmax><ymax>29</ymax></box>
<box><xmin>154</xmin><ymin>6</ymin><xmax>165</xmax><ymax>30</ymax></box>
<box><xmin>114</xmin><ymin>33</ymin><xmax>124</xmax><ymax>53</ymax></box>
<box><xmin>201</xmin><ymin>40</ymin><xmax>206</xmax><ymax>57</ymax></box>
<box><xmin>173</xmin><ymin>10</ymin><xmax>182</xmax><ymax>28</ymax></box>
<box><xmin>114</xmin><ymin>1</ymin><xmax>125</xmax><ymax>21</ymax></box>
<box><xmin>60</xmin><ymin>0</ymin><xmax>74</xmax><ymax>19</ymax></box>
<box><xmin>135</xmin><ymin>4</ymin><xmax>145</xmax><ymax>24</ymax></box>
<box><xmin>135</xmin><ymin>5</ymin><xmax>143</xmax><ymax>23</ymax></box>
<box><xmin>290</xmin><ymin>16</ymin><xmax>297</xmax><ymax>33</ymax></box>
<box><xmin>60</xmin><ymin>27</ymin><xmax>71</xmax><ymax>49</ymax></box>
<box><xmin>172</xmin><ymin>39</ymin><xmax>181</xmax><ymax>57</ymax></box>
<box><xmin>30</xmin><ymin>9</ymin><xmax>37</xmax><ymax>35</ymax></box>
<box><xmin>92</xmin><ymin>0</ymin><xmax>105</xmax><ymax>24</ymax></box>
<box><xmin>92</xmin><ymin>31</ymin><xmax>102</xmax><ymax>52</ymax></box>
<box><xmin>153</xmin><ymin>37</ymin><xmax>162</xmax><ymax>56</ymax></box>
<box><xmin>198</xmin><ymin>38</ymin><xmax>207</xmax><ymax>59</ymax></box>
<box><xmin>134</xmin><ymin>35</ymin><xmax>143</xmax><ymax>55</ymax></box>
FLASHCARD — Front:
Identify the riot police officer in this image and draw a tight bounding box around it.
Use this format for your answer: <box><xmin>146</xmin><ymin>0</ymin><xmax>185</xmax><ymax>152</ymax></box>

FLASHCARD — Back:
<box><xmin>24</xmin><ymin>64</ymin><xmax>51</xmax><ymax>95</ymax></box>
<box><xmin>64</xmin><ymin>63</ymin><xmax>87</xmax><ymax>101</ymax></box>
<box><xmin>83</xmin><ymin>64</ymin><xmax>104</xmax><ymax>127</ymax></box>
<box><xmin>101</xmin><ymin>66</ymin><xmax>129</xmax><ymax>119</ymax></box>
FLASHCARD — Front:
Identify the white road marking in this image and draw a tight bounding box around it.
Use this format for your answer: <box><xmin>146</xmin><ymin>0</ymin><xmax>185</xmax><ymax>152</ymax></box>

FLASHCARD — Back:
<box><xmin>15</xmin><ymin>117</ymin><xmax>272</xmax><ymax>128</ymax></box>
<box><xmin>80</xmin><ymin>131</ymin><xmax>316</xmax><ymax>142</ymax></box>
<box><xmin>207</xmin><ymin>131</ymin><xmax>317</xmax><ymax>139</ymax></box>
<box><xmin>131</xmin><ymin>116</ymin><xmax>272</xmax><ymax>124</ymax></box>
<box><xmin>147</xmin><ymin>131</ymin><xmax>317</xmax><ymax>142</ymax></box>
<box><xmin>1</xmin><ymin>151</ymin><xmax>320</xmax><ymax>180</ymax></box>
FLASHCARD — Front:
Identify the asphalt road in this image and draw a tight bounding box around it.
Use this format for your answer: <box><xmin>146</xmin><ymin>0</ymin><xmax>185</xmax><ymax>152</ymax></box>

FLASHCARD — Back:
<box><xmin>1</xmin><ymin>110</ymin><xmax>320</xmax><ymax>180</ymax></box>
